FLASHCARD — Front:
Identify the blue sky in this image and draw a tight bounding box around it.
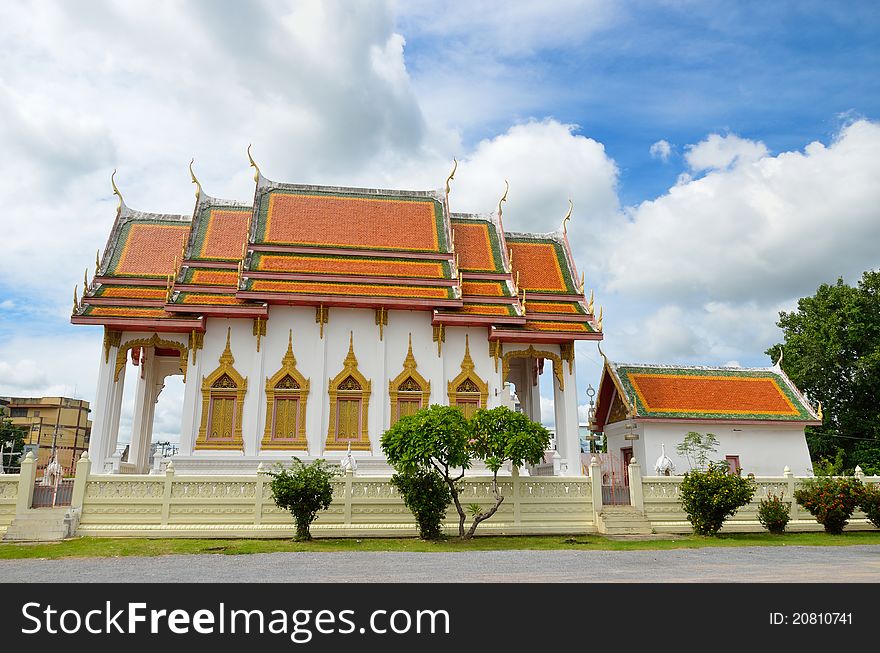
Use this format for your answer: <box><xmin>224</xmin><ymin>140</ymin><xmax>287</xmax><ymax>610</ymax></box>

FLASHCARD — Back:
<box><xmin>0</xmin><ymin>0</ymin><xmax>878</xmax><ymax>436</ymax></box>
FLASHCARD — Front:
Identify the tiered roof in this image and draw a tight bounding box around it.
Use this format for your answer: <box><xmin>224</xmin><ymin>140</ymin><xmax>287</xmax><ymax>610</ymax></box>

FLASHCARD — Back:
<box><xmin>73</xmin><ymin>164</ymin><xmax>603</xmax><ymax>344</ymax></box>
<box><xmin>592</xmin><ymin>361</ymin><xmax>821</xmax><ymax>430</ymax></box>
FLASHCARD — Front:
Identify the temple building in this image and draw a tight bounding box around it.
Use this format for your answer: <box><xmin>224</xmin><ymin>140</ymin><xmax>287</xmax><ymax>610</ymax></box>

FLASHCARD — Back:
<box><xmin>591</xmin><ymin>358</ymin><xmax>820</xmax><ymax>477</ymax></box>
<box><xmin>71</xmin><ymin>157</ymin><xmax>602</xmax><ymax>475</ymax></box>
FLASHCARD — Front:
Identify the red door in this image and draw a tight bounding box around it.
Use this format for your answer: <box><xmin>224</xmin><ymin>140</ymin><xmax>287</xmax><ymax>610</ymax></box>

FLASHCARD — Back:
<box><xmin>621</xmin><ymin>447</ymin><xmax>634</xmax><ymax>486</ymax></box>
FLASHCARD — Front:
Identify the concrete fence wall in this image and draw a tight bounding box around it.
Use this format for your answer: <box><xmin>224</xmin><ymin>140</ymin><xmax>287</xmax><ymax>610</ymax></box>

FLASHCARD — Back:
<box><xmin>0</xmin><ymin>453</ymin><xmax>877</xmax><ymax>539</ymax></box>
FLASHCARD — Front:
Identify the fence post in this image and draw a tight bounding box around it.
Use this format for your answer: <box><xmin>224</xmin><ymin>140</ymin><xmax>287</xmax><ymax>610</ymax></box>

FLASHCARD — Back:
<box><xmin>15</xmin><ymin>451</ymin><xmax>36</xmax><ymax>514</ymax></box>
<box><xmin>161</xmin><ymin>460</ymin><xmax>174</xmax><ymax>525</ymax></box>
<box><xmin>343</xmin><ymin>468</ymin><xmax>353</xmax><ymax>527</ymax></box>
<box><xmin>512</xmin><ymin>465</ymin><xmax>521</xmax><ymax>528</ymax></box>
<box><xmin>589</xmin><ymin>456</ymin><xmax>603</xmax><ymax>522</ymax></box>
<box><xmin>255</xmin><ymin>462</ymin><xmax>264</xmax><ymax>526</ymax></box>
<box><xmin>628</xmin><ymin>458</ymin><xmax>644</xmax><ymax>512</ymax></box>
<box><xmin>854</xmin><ymin>465</ymin><xmax>865</xmax><ymax>482</ymax></box>
<box><xmin>70</xmin><ymin>451</ymin><xmax>91</xmax><ymax>510</ymax></box>
<box><xmin>783</xmin><ymin>466</ymin><xmax>799</xmax><ymax>521</ymax></box>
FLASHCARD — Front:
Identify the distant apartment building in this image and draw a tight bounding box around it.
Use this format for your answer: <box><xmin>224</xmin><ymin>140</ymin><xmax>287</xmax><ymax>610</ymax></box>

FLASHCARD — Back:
<box><xmin>1</xmin><ymin>396</ymin><xmax>91</xmax><ymax>475</ymax></box>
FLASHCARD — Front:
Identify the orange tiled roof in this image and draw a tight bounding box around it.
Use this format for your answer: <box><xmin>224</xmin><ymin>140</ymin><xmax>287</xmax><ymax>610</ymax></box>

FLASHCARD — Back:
<box><xmin>523</xmin><ymin>320</ymin><xmax>593</xmax><ymax>333</ymax></box>
<box><xmin>246</xmin><ymin>279</ymin><xmax>455</xmax><ymax>300</ymax></box>
<box><xmin>93</xmin><ymin>285</ymin><xmax>166</xmax><ymax>300</ymax></box>
<box><xmin>110</xmin><ymin>223</ymin><xmax>190</xmax><ymax>278</ymax></box>
<box><xmin>602</xmin><ymin>363</ymin><xmax>819</xmax><ymax>422</ymax></box>
<box><xmin>461</xmin><ymin>280</ymin><xmax>512</xmax><ymax>297</ymax></box>
<box><xmin>508</xmin><ymin>240</ymin><xmax>572</xmax><ymax>293</ymax></box>
<box><xmin>183</xmin><ymin>268</ymin><xmax>239</xmax><ymax>287</ymax></box>
<box><xmin>451</xmin><ymin>218</ymin><xmax>505</xmax><ymax>272</ymax></box>
<box><xmin>193</xmin><ymin>208</ymin><xmax>251</xmax><ymax>261</ymax></box>
<box><xmin>253</xmin><ymin>253</ymin><xmax>449</xmax><ymax>280</ymax></box>
<box><xmin>257</xmin><ymin>189</ymin><xmax>445</xmax><ymax>252</ymax></box>
<box><xmin>526</xmin><ymin>300</ymin><xmax>587</xmax><ymax>315</ymax></box>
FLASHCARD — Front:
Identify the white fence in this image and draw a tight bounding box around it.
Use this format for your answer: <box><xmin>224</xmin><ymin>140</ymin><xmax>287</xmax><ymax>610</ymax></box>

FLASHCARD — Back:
<box><xmin>1</xmin><ymin>452</ymin><xmax>877</xmax><ymax>539</ymax></box>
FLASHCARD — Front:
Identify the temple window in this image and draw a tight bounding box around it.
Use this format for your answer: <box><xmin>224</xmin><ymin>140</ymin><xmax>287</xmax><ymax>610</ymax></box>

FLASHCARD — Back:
<box><xmin>447</xmin><ymin>334</ymin><xmax>488</xmax><ymax>418</ymax></box>
<box><xmin>326</xmin><ymin>333</ymin><xmax>372</xmax><ymax>451</ymax></box>
<box><xmin>196</xmin><ymin>328</ymin><xmax>247</xmax><ymax>451</ymax></box>
<box><xmin>388</xmin><ymin>334</ymin><xmax>431</xmax><ymax>426</ymax></box>
<box><xmin>262</xmin><ymin>331</ymin><xmax>310</xmax><ymax>450</ymax></box>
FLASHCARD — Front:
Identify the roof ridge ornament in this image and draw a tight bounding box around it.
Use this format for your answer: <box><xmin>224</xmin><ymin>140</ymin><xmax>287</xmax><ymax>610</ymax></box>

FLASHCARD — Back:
<box><xmin>247</xmin><ymin>144</ymin><xmax>261</xmax><ymax>183</ymax></box>
<box><xmin>597</xmin><ymin>306</ymin><xmax>603</xmax><ymax>331</ymax></box>
<box><xmin>497</xmin><ymin>179</ymin><xmax>509</xmax><ymax>225</ymax></box>
<box><xmin>72</xmin><ymin>284</ymin><xmax>78</xmax><ymax>314</ymax></box>
<box><xmin>562</xmin><ymin>198</ymin><xmax>572</xmax><ymax>234</ymax></box>
<box><xmin>444</xmin><ymin>158</ymin><xmax>457</xmax><ymax>202</ymax></box>
<box><xmin>774</xmin><ymin>347</ymin><xmax>783</xmax><ymax>368</ymax></box>
<box><xmin>189</xmin><ymin>158</ymin><xmax>202</xmax><ymax>200</ymax></box>
<box><xmin>110</xmin><ymin>169</ymin><xmax>125</xmax><ymax>216</ymax></box>
<box><xmin>95</xmin><ymin>249</ymin><xmax>101</xmax><ymax>277</ymax></box>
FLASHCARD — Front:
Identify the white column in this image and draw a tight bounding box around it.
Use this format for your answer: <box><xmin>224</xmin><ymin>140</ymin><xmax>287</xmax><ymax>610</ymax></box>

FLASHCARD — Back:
<box><xmin>179</xmin><ymin>345</ymin><xmax>203</xmax><ymax>457</ymax></box>
<box><xmin>129</xmin><ymin>347</ymin><xmax>157</xmax><ymax>473</ymax></box>
<box><xmin>88</xmin><ymin>342</ymin><xmax>119</xmax><ymax>470</ymax></box>
<box><xmin>553</xmin><ymin>359</ymin><xmax>581</xmax><ymax>476</ymax></box>
<box><xmin>103</xmin><ymin>364</ymin><xmax>127</xmax><ymax>472</ymax></box>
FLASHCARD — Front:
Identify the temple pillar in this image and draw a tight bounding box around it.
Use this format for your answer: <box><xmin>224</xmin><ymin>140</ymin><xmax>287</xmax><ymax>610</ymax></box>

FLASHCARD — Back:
<box><xmin>179</xmin><ymin>344</ymin><xmax>203</xmax><ymax>457</ymax></box>
<box><xmin>102</xmin><ymin>363</ymin><xmax>127</xmax><ymax>472</ymax></box>
<box><xmin>553</xmin><ymin>359</ymin><xmax>581</xmax><ymax>476</ymax></box>
<box><xmin>129</xmin><ymin>347</ymin><xmax>158</xmax><ymax>473</ymax></box>
<box><xmin>89</xmin><ymin>340</ymin><xmax>123</xmax><ymax>472</ymax></box>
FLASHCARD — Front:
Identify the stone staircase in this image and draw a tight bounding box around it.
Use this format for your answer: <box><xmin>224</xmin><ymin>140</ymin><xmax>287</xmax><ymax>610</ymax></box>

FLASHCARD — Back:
<box><xmin>597</xmin><ymin>506</ymin><xmax>652</xmax><ymax>535</ymax></box>
<box><xmin>3</xmin><ymin>508</ymin><xmax>79</xmax><ymax>542</ymax></box>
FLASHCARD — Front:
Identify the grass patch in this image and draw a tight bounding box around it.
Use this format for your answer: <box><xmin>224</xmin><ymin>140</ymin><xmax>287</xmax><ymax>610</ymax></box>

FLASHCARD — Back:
<box><xmin>1</xmin><ymin>531</ymin><xmax>879</xmax><ymax>560</ymax></box>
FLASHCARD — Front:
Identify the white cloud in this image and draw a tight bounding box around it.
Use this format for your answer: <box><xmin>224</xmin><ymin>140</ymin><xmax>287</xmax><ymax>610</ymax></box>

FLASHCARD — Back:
<box><xmin>684</xmin><ymin>132</ymin><xmax>768</xmax><ymax>172</ymax></box>
<box><xmin>649</xmin><ymin>139</ymin><xmax>672</xmax><ymax>161</ymax></box>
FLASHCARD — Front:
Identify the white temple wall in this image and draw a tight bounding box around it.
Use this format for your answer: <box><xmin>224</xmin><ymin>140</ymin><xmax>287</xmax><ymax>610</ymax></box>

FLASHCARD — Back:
<box><xmin>605</xmin><ymin>420</ymin><xmax>814</xmax><ymax>477</ymax></box>
<box><xmin>382</xmin><ymin>310</ymin><xmax>440</xmax><ymax>424</ymax></box>
<box><xmin>443</xmin><ymin>326</ymin><xmax>501</xmax><ymax>405</ymax></box>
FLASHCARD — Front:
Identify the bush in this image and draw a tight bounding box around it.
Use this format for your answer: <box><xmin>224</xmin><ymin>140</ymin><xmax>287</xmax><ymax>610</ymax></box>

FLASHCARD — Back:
<box><xmin>265</xmin><ymin>458</ymin><xmax>339</xmax><ymax>541</ymax></box>
<box><xmin>793</xmin><ymin>476</ymin><xmax>865</xmax><ymax>534</ymax></box>
<box><xmin>859</xmin><ymin>484</ymin><xmax>880</xmax><ymax>529</ymax></box>
<box><xmin>391</xmin><ymin>468</ymin><xmax>452</xmax><ymax>540</ymax></box>
<box><xmin>679</xmin><ymin>462</ymin><xmax>756</xmax><ymax>536</ymax></box>
<box><xmin>757</xmin><ymin>492</ymin><xmax>790</xmax><ymax>534</ymax></box>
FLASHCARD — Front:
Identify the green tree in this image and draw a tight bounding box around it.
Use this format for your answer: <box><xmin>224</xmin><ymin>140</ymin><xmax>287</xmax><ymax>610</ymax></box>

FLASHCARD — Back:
<box><xmin>264</xmin><ymin>458</ymin><xmax>339</xmax><ymax>541</ymax></box>
<box><xmin>390</xmin><ymin>468</ymin><xmax>451</xmax><ymax>540</ymax></box>
<box><xmin>380</xmin><ymin>404</ymin><xmax>550</xmax><ymax>539</ymax></box>
<box><xmin>675</xmin><ymin>431</ymin><xmax>721</xmax><ymax>471</ymax></box>
<box><xmin>0</xmin><ymin>408</ymin><xmax>26</xmax><ymax>474</ymax></box>
<box><xmin>766</xmin><ymin>271</ymin><xmax>880</xmax><ymax>469</ymax></box>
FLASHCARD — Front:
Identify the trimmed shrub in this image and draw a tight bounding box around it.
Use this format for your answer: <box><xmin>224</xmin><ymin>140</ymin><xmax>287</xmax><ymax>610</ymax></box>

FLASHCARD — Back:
<box><xmin>757</xmin><ymin>492</ymin><xmax>790</xmax><ymax>534</ymax></box>
<box><xmin>859</xmin><ymin>484</ymin><xmax>880</xmax><ymax>529</ymax></box>
<box><xmin>793</xmin><ymin>476</ymin><xmax>865</xmax><ymax>535</ymax></box>
<box><xmin>391</xmin><ymin>468</ymin><xmax>452</xmax><ymax>540</ymax></box>
<box><xmin>265</xmin><ymin>458</ymin><xmax>339</xmax><ymax>541</ymax></box>
<box><xmin>679</xmin><ymin>462</ymin><xmax>756</xmax><ymax>536</ymax></box>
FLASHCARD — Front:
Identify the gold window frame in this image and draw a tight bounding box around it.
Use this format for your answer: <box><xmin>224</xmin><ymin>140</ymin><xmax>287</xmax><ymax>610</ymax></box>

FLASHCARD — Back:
<box><xmin>195</xmin><ymin>328</ymin><xmax>247</xmax><ymax>451</ymax></box>
<box><xmin>326</xmin><ymin>332</ymin><xmax>372</xmax><ymax>451</ymax></box>
<box><xmin>388</xmin><ymin>334</ymin><xmax>431</xmax><ymax>426</ymax></box>
<box><xmin>447</xmin><ymin>334</ymin><xmax>488</xmax><ymax>413</ymax></box>
<box><xmin>261</xmin><ymin>330</ymin><xmax>310</xmax><ymax>450</ymax></box>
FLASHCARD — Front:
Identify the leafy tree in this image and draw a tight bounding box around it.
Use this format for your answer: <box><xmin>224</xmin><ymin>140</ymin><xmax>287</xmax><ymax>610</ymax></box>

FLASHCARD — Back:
<box><xmin>391</xmin><ymin>468</ymin><xmax>451</xmax><ymax>540</ymax></box>
<box><xmin>381</xmin><ymin>405</ymin><xmax>472</xmax><ymax>536</ymax></box>
<box><xmin>679</xmin><ymin>462</ymin><xmax>756</xmax><ymax>536</ymax></box>
<box><xmin>766</xmin><ymin>271</ymin><xmax>880</xmax><ymax>470</ymax></box>
<box><xmin>0</xmin><ymin>408</ymin><xmax>26</xmax><ymax>474</ymax></box>
<box><xmin>794</xmin><ymin>476</ymin><xmax>865</xmax><ymax>534</ymax></box>
<box><xmin>675</xmin><ymin>431</ymin><xmax>721</xmax><ymax>471</ymax></box>
<box><xmin>467</xmin><ymin>406</ymin><xmax>550</xmax><ymax>537</ymax></box>
<box><xmin>381</xmin><ymin>404</ymin><xmax>550</xmax><ymax>539</ymax></box>
<box><xmin>264</xmin><ymin>458</ymin><xmax>339</xmax><ymax>541</ymax></box>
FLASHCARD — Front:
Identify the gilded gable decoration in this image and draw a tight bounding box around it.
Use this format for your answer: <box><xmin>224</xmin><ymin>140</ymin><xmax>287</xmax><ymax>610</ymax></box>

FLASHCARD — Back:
<box><xmin>315</xmin><ymin>305</ymin><xmax>329</xmax><ymax>339</ymax></box>
<box><xmin>253</xmin><ymin>316</ymin><xmax>267</xmax><ymax>351</ymax></box>
<box><xmin>559</xmin><ymin>342</ymin><xmax>575</xmax><ymax>375</ymax></box>
<box><xmin>195</xmin><ymin>328</ymin><xmax>247</xmax><ymax>451</ymax></box>
<box><xmin>502</xmin><ymin>345</ymin><xmax>564</xmax><ymax>391</ymax></box>
<box><xmin>103</xmin><ymin>328</ymin><xmax>122</xmax><ymax>364</ymax></box>
<box><xmin>114</xmin><ymin>333</ymin><xmax>188</xmax><ymax>382</ymax></box>
<box><xmin>375</xmin><ymin>307</ymin><xmax>388</xmax><ymax>340</ymax></box>
<box><xmin>188</xmin><ymin>330</ymin><xmax>204</xmax><ymax>364</ymax></box>
<box><xmin>389</xmin><ymin>334</ymin><xmax>431</xmax><ymax>425</ymax></box>
<box><xmin>432</xmin><ymin>324</ymin><xmax>445</xmax><ymax>357</ymax></box>
<box><xmin>447</xmin><ymin>334</ymin><xmax>488</xmax><ymax>418</ymax></box>
<box><xmin>261</xmin><ymin>330</ymin><xmax>310</xmax><ymax>450</ymax></box>
<box><xmin>488</xmin><ymin>340</ymin><xmax>502</xmax><ymax>373</ymax></box>
<box><xmin>326</xmin><ymin>332</ymin><xmax>372</xmax><ymax>451</ymax></box>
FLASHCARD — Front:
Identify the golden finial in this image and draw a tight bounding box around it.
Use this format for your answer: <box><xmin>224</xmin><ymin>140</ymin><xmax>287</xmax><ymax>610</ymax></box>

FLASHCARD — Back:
<box><xmin>110</xmin><ymin>169</ymin><xmax>124</xmax><ymax>215</ymax></box>
<box><xmin>562</xmin><ymin>198</ymin><xmax>572</xmax><ymax>234</ymax></box>
<box><xmin>72</xmin><ymin>284</ymin><xmax>78</xmax><ymax>313</ymax></box>
<box><xmin>774</xmin><ymin>347</ymin><xmax>783</xmax><ymax>368</ymax></box>
<box><xmin>521</xmin><ymin>288</ymin><xmax>527</xmax><ymax>313</ymax></box>
<box><xmin>287</xmin><ymin>328</ymin><xmax>293</xmax><ymax>353</ymax></box>
<box><xmin>597</xmin><ymin>306</ymin><xmax>603</xmax><ymax>331</ymax></box>
<box><xmin>247</xmin><ymin>144</ymin><xmax>261</xmax><ymax>182</ymax></box>
<box><xmin>497</xmin><ymin>179</ymin><xmax>509</xmax><ymax>223</ymax></box>
<box><xmin>84</xmin><ymin>268</ymin><xmax>89</xmax><ymax>292</ymax></box>
<box><xmin>95</xmin><ymin>249</ymin><xmax>101</xmax><ymax>276</ymax></box>
<box><xmin>508</xmin><ymin>247</ymin><xmax>513</xmax><ymax>268</ymax></box>
<box><xmin>817</xmin><ymin>401</ymin><xmax>823</xmax><ymax>420</ymax></box>
<box><xmin>578</xmin><ymin>271</ymin><xmax>585</xmax><ymax>294</ymax></box>
<box><xmin>451</xmin><ymin>228</ymin><xmax>456</xmax><ymax>252</ymax></box>
<box><xmin>458</xmin><ymin>271</ymin><xmax>463</xmax><ymax>287</ymax></box>
<box><xmin>445</xmin><ymin>158</ymin><xmax>457</xmax><ymax>200</ymax></box>
<box><xmin>455</xmin><ymin>252</ymin><xmax>459</xmax><ymax>271</ymax></box>
<box><xmin>588</xmin><ymin>289</ymin><xmax>594</xmax><ymax>314</ymax></box>
<box><xmin>515</xmin><ymin>270</ymin><xmax>520</xmax><ymax>289</ymax></box>
<box><xmin>219</xmin><ymin>327</ymin><xmax>235</xmax><ymax>366</ymax></box>
<box><xmin>189</xmin><ymin>158</ymin><xmax>202</xmax><ymax>200</ymax></box>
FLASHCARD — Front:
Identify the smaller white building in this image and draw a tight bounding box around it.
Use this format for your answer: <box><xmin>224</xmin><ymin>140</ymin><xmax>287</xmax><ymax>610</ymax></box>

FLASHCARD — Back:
<box><xmin>591</xmin><ymin>360</ymin><xmax>820</xmax><ymax>477</ymax></box>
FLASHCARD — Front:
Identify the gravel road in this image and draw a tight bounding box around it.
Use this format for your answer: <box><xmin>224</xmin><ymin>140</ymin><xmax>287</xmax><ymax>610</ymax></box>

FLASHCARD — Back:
<box><xmin>2</xmin><ymin>545</ymin><xmax>879</xmax><ymax>582</ymax></box>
